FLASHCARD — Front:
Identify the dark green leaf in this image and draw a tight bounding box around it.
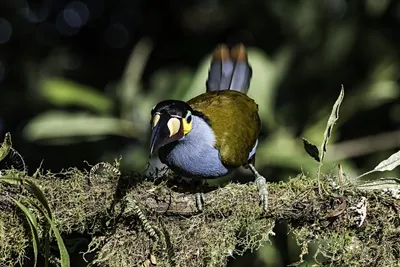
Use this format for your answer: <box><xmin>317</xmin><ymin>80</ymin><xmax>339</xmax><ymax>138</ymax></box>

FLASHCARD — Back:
<box><xmin>0</xmin><ymin>173</ymin><xmax>21</xmax><ymax>185</ymax></box>
<box><xmin>0</xmin><ymin>132</ymin><xmax>12</xmax><ymax>162</ymax></box>
<box><xmin>42</xmin><ymin>210</ymin><xmax>70</xmax><ymax>267</ymax></box>
<box><xmin>302</xmin><ymin>138</ymin><xmax>320</xmax><ymax>162</ymax></box>
<box><xmin>24</xmin><ymin>179</ymin><xmax>53</xmax><ymax>218</ymax></box>
<box><xmin>12</xmin><ymin>198</ymin><xmax>40</xmax><ymax>267</ymax></box>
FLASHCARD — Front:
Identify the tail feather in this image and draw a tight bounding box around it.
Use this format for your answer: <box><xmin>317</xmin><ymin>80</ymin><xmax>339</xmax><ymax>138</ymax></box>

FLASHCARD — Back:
<box><xmin>206</xmin><ymin>44</ymin><xmax>234</xmax><ymax>91</ymax></box>
<box><xmin>206</xmin><ymin>43</ymin><xmax>252</xmax><ymax>94</ymax></box>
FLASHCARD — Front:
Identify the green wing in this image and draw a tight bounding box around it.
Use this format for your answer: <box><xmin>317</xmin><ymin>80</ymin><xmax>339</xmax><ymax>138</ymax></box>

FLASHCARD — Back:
<box><xmin>187</xmin><ymin>90</ymin><xmax>261</xmax><ymax>167</ymax></box>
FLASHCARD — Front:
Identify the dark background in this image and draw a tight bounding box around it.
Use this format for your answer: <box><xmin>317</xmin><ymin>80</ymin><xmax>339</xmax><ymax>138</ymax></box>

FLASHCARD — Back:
<box><xmin>0</xmin><ymin>0</ymin><xmax>399</xmax><ymax>266</ymax></box>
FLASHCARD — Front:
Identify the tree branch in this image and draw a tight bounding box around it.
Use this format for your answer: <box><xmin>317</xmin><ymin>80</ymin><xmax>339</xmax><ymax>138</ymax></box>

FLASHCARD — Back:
<box><xmin>1</xmin><ymin>168</ymin><xmax>399</xmax><ymax>267</ymax></box>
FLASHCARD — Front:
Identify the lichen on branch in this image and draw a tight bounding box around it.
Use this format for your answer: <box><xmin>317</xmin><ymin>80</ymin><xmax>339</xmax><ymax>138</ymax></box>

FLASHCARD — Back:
<box><xmin>1</xmin><ymin>165</ymin><xmax>400</xmax><ymax>267</ymax></box>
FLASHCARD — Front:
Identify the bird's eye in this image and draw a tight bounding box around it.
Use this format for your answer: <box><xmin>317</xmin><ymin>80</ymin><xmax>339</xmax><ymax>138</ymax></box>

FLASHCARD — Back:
<box><xmin>185</xmin><ymin>111</ymin><xmax>192</xmax><ymax>123</ymax></box>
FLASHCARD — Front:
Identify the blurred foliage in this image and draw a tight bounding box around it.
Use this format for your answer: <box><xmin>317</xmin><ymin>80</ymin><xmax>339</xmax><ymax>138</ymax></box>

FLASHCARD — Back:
<box><xmin>0</xmin><ymin>0</ymin><xmax>400</xmax><ymax>266</ymax></box>
<box><xmin>0</xmin><ymin>133</ymin><xmax>70</xmax><ymax>267</ymax></box>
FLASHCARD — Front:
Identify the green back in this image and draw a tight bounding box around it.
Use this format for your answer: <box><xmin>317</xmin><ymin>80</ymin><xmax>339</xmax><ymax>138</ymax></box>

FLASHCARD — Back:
<box><xmin>187</xmin><ymin>90</ymin><xmax>261</xmax><ymax>167</ymax></box>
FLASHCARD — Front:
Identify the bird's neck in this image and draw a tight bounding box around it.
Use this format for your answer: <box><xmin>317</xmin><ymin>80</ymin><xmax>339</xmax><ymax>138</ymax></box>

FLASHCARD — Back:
<box><xmin>159</xmin><ymin>113</ymin><xmax>228</xmax><ymax>178</ymax></box>
<box><xmin>180</xmin><ymin>115</ymin><xmax>215</xmax><ymax>146</ymax></box>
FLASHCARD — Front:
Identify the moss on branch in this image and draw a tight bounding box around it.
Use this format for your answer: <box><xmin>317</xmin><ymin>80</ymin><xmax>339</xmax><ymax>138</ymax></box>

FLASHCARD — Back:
<box><xmin>1</xmin><ymin>166</ymin><xmax>400</xmax><ymax>267</ymax></box>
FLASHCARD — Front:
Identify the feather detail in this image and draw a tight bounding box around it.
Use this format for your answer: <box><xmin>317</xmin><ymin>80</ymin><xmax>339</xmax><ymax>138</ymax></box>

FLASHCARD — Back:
<box><xmin>187</xmin><ymin>90</ymin><xmax>261</xmax><ymax>167</ymax></box>
<box><xmin>206</xmin><ymin>43</ymin><xmax>253</xmax><ymax>94</ymax></box>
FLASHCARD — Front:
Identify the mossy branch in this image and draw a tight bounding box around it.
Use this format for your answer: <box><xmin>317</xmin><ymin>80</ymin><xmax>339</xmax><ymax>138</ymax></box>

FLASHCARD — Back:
<box><xmin>1</xmin><ymin>166</ymin><xmax>400</xmax><ymax>267</ymax></box>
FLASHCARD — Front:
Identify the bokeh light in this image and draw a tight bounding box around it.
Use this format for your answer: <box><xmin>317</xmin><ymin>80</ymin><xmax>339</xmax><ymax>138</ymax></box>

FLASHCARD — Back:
<box><xmin>56</xmin><ymin>1</ymin><xmax>90</xmax><ymax>36</ymax></box>
<box><xmin>0</xmin><ymin>18</ymin><xmax>12</xmax><ymax>44</ymax></box>
<box><xmin>323</xmin><ymin>0</ymin><xmax>347</xmax><ymax>19</ymax></box>
<box><xmin>19</xmin><ymin>2</ymin><xmax>50</xmax><ymax>23</ymax></box>
<box><xmin>63</xmin><ymin>1</ymin><xmax>89</xmax><ymax>28</ymax></box>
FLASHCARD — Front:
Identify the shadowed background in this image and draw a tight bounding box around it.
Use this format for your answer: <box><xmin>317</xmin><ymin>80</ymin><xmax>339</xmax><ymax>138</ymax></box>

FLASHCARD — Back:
<box><xmin>0</xmin><ymin>0</ymin><xmax>399</xmax><ymax>266</ymax></box>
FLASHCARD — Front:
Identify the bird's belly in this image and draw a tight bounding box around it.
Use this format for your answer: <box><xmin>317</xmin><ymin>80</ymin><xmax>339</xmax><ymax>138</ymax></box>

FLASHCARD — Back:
<box><xmin>159</xmin><ymin>143</ymin><xmax>230</xmax><ymax>178</ymax></box>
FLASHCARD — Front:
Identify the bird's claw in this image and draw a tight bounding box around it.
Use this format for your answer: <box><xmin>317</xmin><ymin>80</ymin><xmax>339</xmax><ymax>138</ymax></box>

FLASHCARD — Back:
<box><xmin>255</xmin><ymin>175</ymin><xmax>268</xmax><ymax>212</ymax></box>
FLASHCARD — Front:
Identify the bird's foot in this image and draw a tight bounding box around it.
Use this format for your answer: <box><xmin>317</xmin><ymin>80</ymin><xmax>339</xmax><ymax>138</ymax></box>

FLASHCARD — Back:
<box><xmin>255</xmin><ymin>175</ymin><xmax>268</xmax><ymax>212</ymax></box>
<box><xmin>248</xmin><ymin>163</ymin><xmax>268</xmax><ymax>212</ymax></box>
<box><xmin>181</xmin><ymin>177</ymin><xmax>205</xmax><ymax>212</ymax></box>
<box><xmin>195</xmin><ymin>192</ymin><xmax>204</xmax><ymax>211</ymax></box>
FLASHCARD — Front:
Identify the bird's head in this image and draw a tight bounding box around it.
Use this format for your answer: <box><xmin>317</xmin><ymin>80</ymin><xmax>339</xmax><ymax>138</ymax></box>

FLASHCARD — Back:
<box><xmin>149</xmin><ymin>100</ymin><xmax>193</xmax><ymax>155</ymax></box>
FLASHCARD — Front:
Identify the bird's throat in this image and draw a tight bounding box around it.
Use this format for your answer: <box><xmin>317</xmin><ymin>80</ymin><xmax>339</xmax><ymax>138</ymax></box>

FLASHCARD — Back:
<box><xmin>158</xmin><ymin>115</ymin><xmax>229</xmax><ymax>178</ymax></box>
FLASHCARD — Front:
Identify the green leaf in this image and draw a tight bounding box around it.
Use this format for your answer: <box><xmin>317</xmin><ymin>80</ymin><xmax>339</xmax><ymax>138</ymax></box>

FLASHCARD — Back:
<box><xmin>320</xmin><ymin>85</ymin><xmax>345</xmax><ymax>163</ymax></box>
<box><xmin>12</xmin><ymin>198</ymin><xmax>40</xmax><ymax>267</ymax></box>
<box><xmin>246</xmin><ymin>48</ymin><xmax>284</xmax><ymax>129</ymax></box>
<box><xmin>119</xmin><ymin>38</ymin><xmax>153</xmax><ymax>119</ymax></box>
<box><xmin>354</xmin><ymin>150</ymin><xmax>400</xmax><ymax>180</ymax></box>
<box><xmin>40</xmin><ymin>77</ymin><xmax>114</xmax><ymax>114</ymax></box>
<box><xmin>3</xmin><ymin>177</ymin><xmax>53</xmax><ymax>223</ymax></box>
<box><xmin>23</xmin><ymin>179</ymin><xmax>53</xmax><ymax>219</ymax></box>
<box><xmin>44</xmin><ymin>228</ymin><xmax>50</xmax><ymax>267</ymax></box>
<box><xmin>302</xmin><ymin>138</ymin><xmax>320</xmax><ymax>162</ymax></box>
<box><xmin>24</xmin><ymin>198</ymin><xmax>51</xmax><ymax>267</ymax></box>
<box><xmin>23</xmin><ymin>111</ymin><xmax>138</xmax><ymax>144</ymax></box>
<box><xmin>356</xmin><ymin>177</ymin><xmax>400</xmax><ymax>190</ymax></box>
<box><xmin>2</xmin><ymin>176</ymin><xmax>69</xmax><ymax>266</ymax></box>
<box><xmin>26</xmin><ymin>195</ymin><xmax>70</xmax><ymax>267</ymax></box>
<box><xmin>373</xmin><ymin>150</ymin><xmax>400</xmax><ymax>172</ymax></box>
<box><xmin>0</xmin><ymin>132</ymin><xmax>12</xmax><ymax>161</ymax></box>
<box><xmin>0</xmin><ymin>173</ymin><xmax>21</xmax><ymax>185</ymax></box>
<box><xmin>42</xmin><ymin>209</ymin><xmax>70</xmax><ymax>267</ymax></box>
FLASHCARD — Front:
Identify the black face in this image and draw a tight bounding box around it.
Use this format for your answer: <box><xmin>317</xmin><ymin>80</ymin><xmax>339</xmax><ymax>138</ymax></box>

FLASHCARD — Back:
<box><xmin>151</xmin><ymin>100</ymin><xmax>193</xmax><ymax>118</ymax></box>
<box><xmin>149</xmin><ymin>100</ymin><xmax>194</xmax><ymax>156</ymax></box>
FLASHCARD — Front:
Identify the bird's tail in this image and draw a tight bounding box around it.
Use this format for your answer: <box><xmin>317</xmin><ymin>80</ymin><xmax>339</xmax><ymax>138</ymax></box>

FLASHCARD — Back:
<box><xmin>206</xmin><ymin>43</ymin><xmax>252</xmax><ymax>94</ymax></box>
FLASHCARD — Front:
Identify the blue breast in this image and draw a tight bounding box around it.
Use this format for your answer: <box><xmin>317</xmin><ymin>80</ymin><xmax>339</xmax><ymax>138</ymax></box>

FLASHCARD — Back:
<box><xmin>159</xmin><ymin>116</ymin><xmax>229</xmax><ymax>178</ymax></box>
<box><xmin>158</xmin><ymin>116</ymin><xmax>258</xmax><ymax>178</ymax></box>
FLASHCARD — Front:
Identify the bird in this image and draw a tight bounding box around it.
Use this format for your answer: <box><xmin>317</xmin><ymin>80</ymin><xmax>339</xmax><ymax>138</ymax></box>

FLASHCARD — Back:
<box><xmin>149</xmin><ymin>43</ymin><xmax>268</xmax><ymax>211</ymax></box>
